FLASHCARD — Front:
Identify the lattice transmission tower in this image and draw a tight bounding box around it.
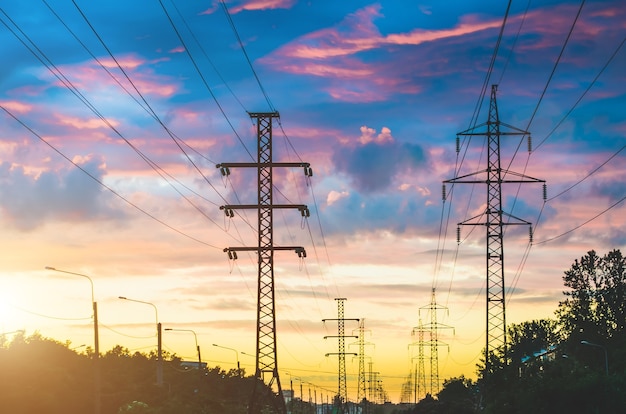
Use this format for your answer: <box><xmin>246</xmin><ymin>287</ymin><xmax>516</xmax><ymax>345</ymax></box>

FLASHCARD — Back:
<box><xmin>323</xmin><ymin>298</ymin><xmax>359</xmax><ymax>413</ymax></box>
<box><xmin>414</xmin><ymin>318</ymin><xmax>426</xmax><ymax>402</ymax></box>
<box><xmin>411</xmin><ymin>288</ymin><xmax>453</xmax><ymax>397</ymax></box>
<box><xmin>349</xmin><ymin>318</ymin><xmax>374</xmax><ymax>409</ymax></box>
<box><xmin>218</xmin><ymin>112</ymin><xmax>312</xmax><ymax>414</ymax></box>
<box><xmin>443</xmin><ymin>85</ymin><xmax>546</xmax><ymax>371</ymax></box>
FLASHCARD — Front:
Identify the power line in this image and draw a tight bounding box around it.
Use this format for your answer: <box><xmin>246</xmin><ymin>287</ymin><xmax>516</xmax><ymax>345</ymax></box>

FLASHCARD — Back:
<box><xmin>167</xmin><ymin>0</ymin><xmax>248</xmax><ymax>114</ymax></box>
<box><xmin>534</xmin><ymin>34</ymin><xmax>626</xmax><ymax>151</ymax></box>
<box><xmin>0</xmin><ymin>6</ymin><xmax>230</xmax><ymax>243</ymax></box>
<box><xmin>213</xmin><ymin>0</ymin><xmax>341</xmax><ymax>312</ymax></box>
<box><xmin>156</xmin><ymin>0</ymin><xmax>255</xmax><ymax>161</ymax></box>
<box><xmin>69</xmin><ymin>0</ymin><xmax>228</xmax><ymax>205</ymax></box>
<box><xmin>548</xmin><ymin>146</ymin><xmax>625</xmax><ymax>202</ymax></box>
<box><xmin>535</xmin><ymin>194</ymin><xmax>626</xmax><ymax>246</ymax></box>
<box><xmin>497</xmin><ymin>0</ymin><xmax>531</xmax><ymax>86</ymax></box>
<box><xmin>218</xmin><ymin>0</ymin><xmax>275</xmax><ymax>112</ymax></box>
<box><xmin>523</xmin><ymin>0</ymin><xmax>587</xmax><ymax>134</ymax></box>
<box><xmin>506</xmin><ymin>31</ymin><xmax>626</xmax><ymax>301</ymax></box>
<box><xmin>0</xmin><ymin>104</ymin><xmax>220</xmax><ymax>249</ymax></box>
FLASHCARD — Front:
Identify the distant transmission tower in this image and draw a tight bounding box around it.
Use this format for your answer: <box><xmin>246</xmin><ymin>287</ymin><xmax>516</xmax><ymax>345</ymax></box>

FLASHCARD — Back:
<box><xmin>423</xmin><ymin>288</ymin><xmax>453</xmax><ymax>395</ymax></box>
<box><xmin>409</xmin><ymin>318</ymin><xmax>427</xmax><ymax>402</ymax></box>
<box><xmin>323</xmin><ymin>298</ymin><xmax>359</xmax><ymax>413</ymax></box>
<box><xmin>218</xmin><ymin>112</ymin><xmax>312</xmax><ymax>414</ymax></box>
<box><xmin>411</xmin><ymin>288</ymin><xmax>453</xmax><ymax>397</ymax></box>
<box><xmin>400</xmin><ymin>373</ymin><xmax>413</xmax><ymax>404</ymax></box>
<box><xmin>443</xmin><ymin>85</ymin><xmax>545</xmax><ymax>370</ymax></box>
<box><xmin>349</xmin><ymin>318</ymin><xmax>373</xmax><ymax>406</ymax></box>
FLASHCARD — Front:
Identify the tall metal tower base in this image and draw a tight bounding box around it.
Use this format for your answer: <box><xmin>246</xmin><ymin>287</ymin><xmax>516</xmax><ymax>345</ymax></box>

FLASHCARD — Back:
<box><xmin>218</xmin><ymin>112</ymin><xmax>311</xmax><ymax>414</ymax></box>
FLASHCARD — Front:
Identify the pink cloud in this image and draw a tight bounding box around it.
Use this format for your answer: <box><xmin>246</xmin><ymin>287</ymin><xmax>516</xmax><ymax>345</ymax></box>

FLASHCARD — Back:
<box><xmin>276</xmin><ymin>61</ymin><xmax>374</xmax><ymax>78</ymax></box>
<box><xmin>46</xmin><ymin>54</ymin><xmax>181</xmax><ymax>98</ymax></box>
<box><xmin>590</xmin><ymin>6</ymin><xmax>625</xmax><ymax>19</ymax></box>
<box><xmin>259</xmin><ymin>5</ymin><xmax>499</xmax><ymax>102</ymax></box>
<box><xmin>359</xmin><ymin>126</ymin><xmax>393</xmax><ymax>145</ymax></box>
<box><xmin>272</xmin><ymin>2</ymin><xmax>622</xmax><ymax>106</ymax></box>
<box><xmin>276</xmin><ymin>5</ymin><xmax>384</xmax><ymax>60</ymax></box>
<box><xmin>0</xmin><ymin>100</ymin><xmax>32</xmax><ymax>114</ymax></box>
<box><xmin>273</xmin><ymin>7</ymin><xmax>502</xmax><ymax>62</ymax></box>
<box><xmin>385</xmin><ymin>15</ymin><xmax>502</xmax><ymax>45</ymax></box>
<box><xmin>201</xmin><ymin>0</ymin><xmax>295</xmax><ymax>15</ymax></box>
<box><xmin>99</xmin><ymin>55</ymin><xmax>145</xmax><ymax>70</ymax></box>
<box><xmin>326</xmin><ymin>85</ymin><xmax>382</xmax><ymax>103</ymax></box>
<box><xmin>327</xmin><ymin>190</ymin><xmax>349</xmax><ymax>206</ymax></box>
<box><xmin>511</xmin><ymin>3</ymin><xmax>626</xmax><ymax>54</ymax></box>
<box><xmin>169</xmin><ymin>46</ymin><xmax>185</xmax><ymax>54</ymax></box>
<box><xmin>229</xmin><ymin>0</ymin><xmax>296</xmax><ymax>13</ymax></box>
<box><xmin>55</xmin><ymin>114</ymin><xmax>118</xmax><ymax>130</ymax></box>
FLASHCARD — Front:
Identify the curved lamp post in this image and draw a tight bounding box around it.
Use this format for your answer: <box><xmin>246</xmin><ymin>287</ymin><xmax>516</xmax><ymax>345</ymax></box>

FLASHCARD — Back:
<box><xmin>45</xmin><ymin>266</ymin><xmax>100</xmax><ymax>414</ymax></box>
<box><xmin>165</xmin><ymin>328</ymin><xmax>202</xmax><ymax>370</ymax></box>
<box><xmin>581</xmin><ymin>340</ymin><xmax>608</xmax><ymax>375</ymax></box>
<box><xmin>119</xmin><ymin>296</ymin><xmax>162</xmax><ymax>386</ymax></box>
<box><xmin>212</xmin><ymin>343</ymin><xmax>240</xmax><ymax>375</ymax></box>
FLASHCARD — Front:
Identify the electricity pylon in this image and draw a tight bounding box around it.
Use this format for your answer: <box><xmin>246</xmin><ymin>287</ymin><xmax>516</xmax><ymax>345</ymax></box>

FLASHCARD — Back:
<box><xmin>443</xmin><ymin>85</ymin><xmax>545</xmax><ymax>371</ymax></box>
<box><xmin>349</xmin><ymin>319</ymin><xmax>373</xmax><ymax>405</ymax></box>
<box><xmin>411</xmin><ymin>288</ymin><xmax>453</xmax><ymax>397</ymax></box>
<box><xmin>323</xmin><ymin>298</ymin><xmax>359</xmax><ymax>413</ymax></box>
<box><xmin>413</xmin><ymin>319</ymin><xmax>426</xmax><ymax>402</ymax></box>
<box><xmin>423</xmin><ymin>288</ymin><xmax>453</xmax><ymax>395</ymax></box>
<box><xmin>218</xmin><ymin>112</ymin><xmax>312</xmax><ymax>414</ymax></box>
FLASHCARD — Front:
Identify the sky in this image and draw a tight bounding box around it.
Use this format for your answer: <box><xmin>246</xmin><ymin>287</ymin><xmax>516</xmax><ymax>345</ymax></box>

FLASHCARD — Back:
<box><xmin>1</xmin><ymin>0</ymin><xmax>625</xmax><ymax>404</ymax></box>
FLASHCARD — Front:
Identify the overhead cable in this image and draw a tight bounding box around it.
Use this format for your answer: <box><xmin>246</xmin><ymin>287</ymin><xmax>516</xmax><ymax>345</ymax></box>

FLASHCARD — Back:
<box><xmin>0</xmin><ymin>104</ymin><xmax>220</xmax><ymax>249</ymax></box>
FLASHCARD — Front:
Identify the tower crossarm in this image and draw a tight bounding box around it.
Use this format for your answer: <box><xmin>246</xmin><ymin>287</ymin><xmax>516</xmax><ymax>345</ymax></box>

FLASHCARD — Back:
<box><xmin>223</xmin><ymin>246</ymin><xmax>306</xmax><ymax>260</ymax></box>
<box><xmin>457</xmin><ymin>212</ymin><xmax>532</xmax><ymax>227</ymax></box>
<box><xmin>217</xmin><ymin>162</ymin><xmax>313</xmax><ymax>178</ymax></box>
<box><xmin>221</xmin><ymin>204</ymin><xmax>311</xmax><ymax>217</ymax></box>
<box><xmin>457</xmin><ymin>120</ymin><xmax>530</xmax><ymax>136</ymax></box>
<box><xmin>444</xmin><ymin>169</ymin><xmax>545</xmax><ymax>184</ymax></box>
<box><xmin>217</xmin><ymin>162</ymin><xmax>311</xmax><ymax>168</ymax></box>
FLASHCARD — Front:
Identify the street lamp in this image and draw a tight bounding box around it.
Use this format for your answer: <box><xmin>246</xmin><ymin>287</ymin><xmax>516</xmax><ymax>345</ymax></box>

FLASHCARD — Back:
<box><xmin>212</xmin><ymin>343</ymin><xmax>240</xmax><ymax>374</ymax></box>
<box><xmin>45</xmin><ymin>266</ymin><xmax>100</xmax><ymax>414</ymax></box>
<box><xmin>119</xmin><ymin>296</ymin><xmax>162</xmax><ymax>386</ymax></box>
<box><xmin>581</xmin><ymin>340</ymin><xmax>609</xmax><ymax>375</ymax></box>
<box><xmin>165</xmin><ymin>328</ymin><xmax>202</xmax><ymax>370</ymax></box>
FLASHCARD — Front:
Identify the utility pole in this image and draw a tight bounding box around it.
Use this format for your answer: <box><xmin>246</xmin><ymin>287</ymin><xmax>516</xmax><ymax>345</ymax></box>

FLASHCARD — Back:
<box><xmin>443</xmin><ymin>85</ymin><xmax>545</xmax><ymax>372</ymax></box>
<box><xmin>218</xmin><ymin>112</ymin><xmax>312</xmax><ymax>414</ymax></box>
<box><xmin>323</xmin><ymin>298</ymin><xmax>359</xmax><ymax>413</ymax></box>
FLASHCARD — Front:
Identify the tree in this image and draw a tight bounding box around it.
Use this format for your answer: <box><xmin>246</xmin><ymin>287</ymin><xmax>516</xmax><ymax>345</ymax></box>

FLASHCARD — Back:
<box><xmin>507</xmin><ymin>319</ymin><xmax>560</xmax><ymax>371</ymax></box>
<box><xmin>436</xmin><ymin>376</ymin><xmax>476</xmax><ymax>414</ymax></box>
<box><xmin>474</xmin><ymin>319</ymin><xmax>559</xmax><ymax>414</ymax></box>
<box><xmin>0</xmin><ymin>332</ymin><xmax>92</xmax><ymax>414</ymax></box>
<box><xmin>556</xmin><ymin>249</ymin><xmax>626</xmax><ymax>344</ymax></box>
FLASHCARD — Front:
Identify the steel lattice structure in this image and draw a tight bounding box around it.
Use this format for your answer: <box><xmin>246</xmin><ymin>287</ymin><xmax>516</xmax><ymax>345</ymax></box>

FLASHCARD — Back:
<box><xmin>323</xmin><ymin>298</ymin><xmax>358</xmax><ymax>413</ymax></box>
<box><xmin>444</xmin><ymin>85</ymin><xmax>545</xmax><ymax>372</ymax></box>
<box><xmin>411</xmin><ymin>288</ymin><xmax>452</xmax><ymax>397</ymax></box>
<box><xmin>218</xmin><ymin>112</ymin><xmax>311</xmax><ymax>414</ymax></box>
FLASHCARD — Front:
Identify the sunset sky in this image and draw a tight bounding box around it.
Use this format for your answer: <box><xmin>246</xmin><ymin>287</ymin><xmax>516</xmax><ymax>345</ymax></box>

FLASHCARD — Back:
<box><xmin>1</xmin><ymin>0</ymin><xmax>625</xmax><ymax>403</ymax></box>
